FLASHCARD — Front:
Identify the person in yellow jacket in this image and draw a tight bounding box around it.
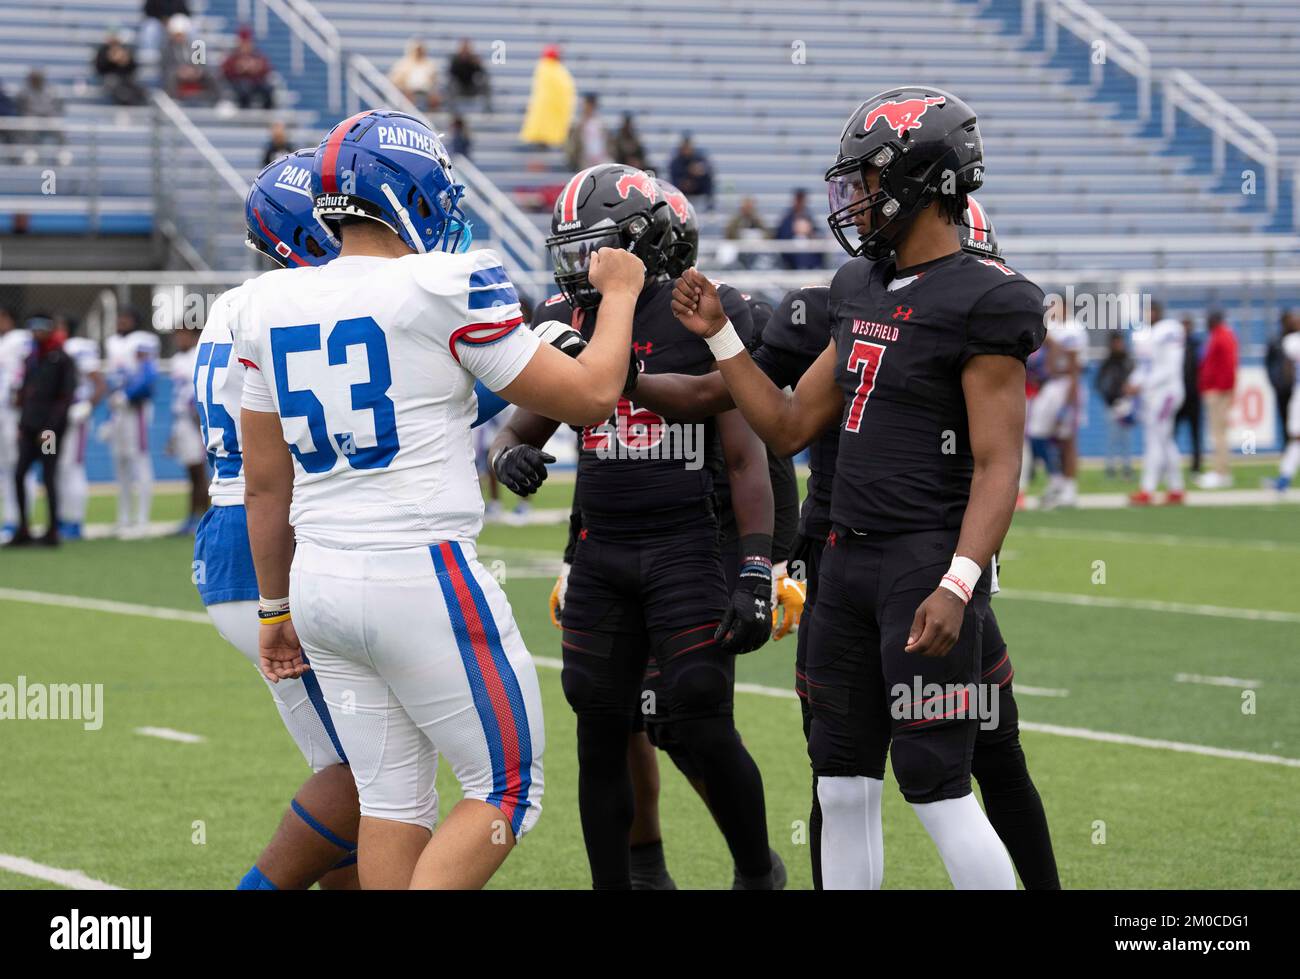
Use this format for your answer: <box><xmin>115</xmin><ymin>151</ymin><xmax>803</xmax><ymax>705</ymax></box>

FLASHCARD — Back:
<box><xmin>519</xmin><ymin>45</ymin><xmax>575</xmax><ymax>147</ymax></box>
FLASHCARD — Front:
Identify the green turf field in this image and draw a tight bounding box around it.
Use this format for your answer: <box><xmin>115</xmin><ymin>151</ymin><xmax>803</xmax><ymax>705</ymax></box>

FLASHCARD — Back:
<box><xmin>2</xmin><ymin>476</ymin><xmax>1298</xmax><ymax>889</ymax></box>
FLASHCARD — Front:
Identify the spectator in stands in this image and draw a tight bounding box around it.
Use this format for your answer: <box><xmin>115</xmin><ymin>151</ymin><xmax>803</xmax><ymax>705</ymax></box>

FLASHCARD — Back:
<box><xmin>448</xmin><ymin>114</ymin><xmax>472</xmax><ymax>158</ymax></box>
<box><xmin>261</xmin><ymin>120</ymin><xmax>292</xmax><ymax>167</ymax></box>
<box><xmin>141</xmin><ymin>0</ymin><xmax>190</xmax><ymax>64</ymax></box>
<box><xmin>610</xmin><ymin>112</ymin><xmax>647</xmax><ymax>170</ymax></box>
<box><xmin>519</xmin><ymin>45</ymin><xmax>574</xmax><ymax>149</ymax></box>
<box><xmin>94</xmin><ymin>30</ymin><xmax>146</xmax><ymax>106</ymax></box>
<box><xmin>0</xmin><ymin>80</ymin><xmax>17</xmax><ymax>159</ymax></box>
<box><xmin>163</xmin><ymin>14</ymin><xmax>218</xmax><ymax>105</ymax></box>
<box><xmin>389</xmin><ymin>39</ymin><xmax>441</xmax><ymax>112</ymax></box>
<box><xmin>1095</xmin><ymin>332</ymin><xmax>1135</xmax><ymax>480</ymax></box>
<box><xmin>1196</xmin><ymin>310</ymin><xmax>1238</xmax><ymax>489</ymax></box>
<box><xmin>1266</xmin><ymin>310</ymin><xmax>1297</xmax><ymax>450</ymax></box>
<box><xmin>668</xmin><ymin>133</ymin><xmax>714</xmax><ymax>209</ymax></box>
<box><xmin>4</xmin><ymin>314</ymin><xmax>77</xmax><ymax>549</ymax></box>
<box><xmin>567</xmin><ymin>93</ymin><xmax>610</xmax><ymax>171</ymax></box>
<box><xmin>222</xmin><ymin>26</ymin><xmax>274</xmax><ymax>110</ymax></box>
<box><xmin>448</xmin><ymin>38</ymin><xmax>490</xmax><ymax>111</ymax></box>
<box><xmin>17</xmin><ymin>69</ymin><xmax>62</xmax><ymax>119</ymax></box>
<box><xmin>725</xmin><ymin>196</ymin><xmax>769</xmax><ymax>240</ymax></box>
<box><xmin>1175</xmin><ymin>315</ymin><xmax>1203</xmax><ymax>476</ymax></box>
<box><xmin>775</xmin><ymin>188</ymin><xmax>825</xmax><ymax>270</ymax></box>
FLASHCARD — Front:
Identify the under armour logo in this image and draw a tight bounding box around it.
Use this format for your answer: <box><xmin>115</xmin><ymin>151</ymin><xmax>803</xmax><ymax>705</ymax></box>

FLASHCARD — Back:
<box><xmin>892</xmin><ymin>305</ymin><xmax>913</xmax><ymax>321</ymax></box>
<box><xmin>632</xmin><ymin>341</ymin><xmax>654</xmax><ymax>356</ymax></box>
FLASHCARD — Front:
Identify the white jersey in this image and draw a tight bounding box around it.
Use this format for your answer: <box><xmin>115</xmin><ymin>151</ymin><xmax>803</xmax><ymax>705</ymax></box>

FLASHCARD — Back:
<box><xmin>196</xmin><ymin>284</ymin><xmax>253</xmax><ymax>507</ymax></box>
<box><xmin>1130</xmin><ymin>318</ymin><xmax>1185</xmax><ymax>397</ymax></box>
<box><xmin>63</xmin><ymin>336</ymin><xmax>100</xmax><ymax>405</ymax></box>
<box><xmin>233</xmin><ymin>250</ymin><xmax>539</xmax><ymax>549</ymax></box>
<box><xmin>1283</xmin><ymin>332</ymin><xmax>1300</xmax><ymax>438</ymax></box>
<box><xmin>1047</xmin><ymin>317</ymin><xmax>1086</xmax><ymax>375</ymax></box>
<box><xmin>0</xmin><ymin>329</ymin><xmax>32</xmax><ymax>408</ymax></box>
<box><xmin>105</xmin><ymin>330</ymin><xmax>161</xmax><ymax>400</ymax></box>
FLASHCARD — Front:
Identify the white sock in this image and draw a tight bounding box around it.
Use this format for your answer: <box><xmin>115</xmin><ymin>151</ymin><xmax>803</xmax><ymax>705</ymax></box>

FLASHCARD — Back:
<box><xmin>132</xmin><ymin>453</ymin><xmax>154</xmax><ymax>525</ymax></box>
<box><xmin>818</xmin><ymin>775</ymin><xmax>884</xmax><ymax>890</ymax></box>
<box><xmin>1280</xmin><ymin>440</ymin><xmax>1300</xmax><ymax>480</ymax></box>
<box><xmin>865</xmin><ymin>776</ymin><xmax>884</xmax><ymax>890</ymax></box>
<box><xmin>911</xmin><ymin>794</ymin><xmax>1016</xmax><ymax>890</ymax></box>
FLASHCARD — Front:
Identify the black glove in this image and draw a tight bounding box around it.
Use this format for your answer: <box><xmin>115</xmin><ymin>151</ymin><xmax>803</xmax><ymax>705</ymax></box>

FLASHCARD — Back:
<box><xmin>716</xmin><ymin>538</ymin><xmax>773</xmax><ymax>655</ymax></box>
<box><xmin>492</xmin><ymin>445</ymin><xmax>555</xmax><ymax>496</ymax></box>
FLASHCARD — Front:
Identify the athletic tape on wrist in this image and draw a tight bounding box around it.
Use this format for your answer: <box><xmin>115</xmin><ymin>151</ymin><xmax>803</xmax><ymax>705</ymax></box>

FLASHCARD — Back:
<box><xmin>704</xmin><ymin>320</ymin><xmax>746</xmax><ymax>361</ymax></box>
<box><xmin>937</xmin><ymin>555</ymin><xmax>982</xmax><ymax>604</ymax></box>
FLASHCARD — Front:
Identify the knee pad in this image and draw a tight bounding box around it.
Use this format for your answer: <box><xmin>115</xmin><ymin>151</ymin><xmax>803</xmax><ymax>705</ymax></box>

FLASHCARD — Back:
<box><xmin>664</xmin><ymin>658</ymin><xmax>732</xmax><ymax>720</ymax></box>
<box><xmin>890</xmin><ymin>722</ymin><xmax>976</xmax><ymax>804</ymax></box>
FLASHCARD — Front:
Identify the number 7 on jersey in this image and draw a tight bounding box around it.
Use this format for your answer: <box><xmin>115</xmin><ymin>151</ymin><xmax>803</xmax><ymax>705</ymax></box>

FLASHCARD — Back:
<box><xmin>844</xmin><ymin>339</ymin><xmax>886</xmax><ymax>433</ymax></box>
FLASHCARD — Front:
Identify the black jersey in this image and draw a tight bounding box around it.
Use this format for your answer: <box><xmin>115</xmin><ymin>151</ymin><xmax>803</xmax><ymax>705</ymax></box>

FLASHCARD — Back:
<box><xmin>827</xmin><ymin>251</ymin><xmax>1045</xmax><ymax>533</ymax></box>
<box><xmin>542</xmin><ymin>280</ymin><xmax>753</xmax><ymax>526</ymax></box>
<box><xmin>753</xmin><ymin>286</ymin><xmax>838</xmax><ymax>537</ymax></box>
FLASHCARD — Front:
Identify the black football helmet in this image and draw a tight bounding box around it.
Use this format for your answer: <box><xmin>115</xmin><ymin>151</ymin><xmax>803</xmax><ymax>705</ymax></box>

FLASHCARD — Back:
<box><xmin>546</xmin><ymin>163</ymin><xmax>673</xmax><ymax>309</ymax></box>
<box><xmin>960</xmin><ymin>195</ymin><xmax>1001</xmax><ymax>260</ymax></box>
<box><xmin>653</xmin><ymin>177</ymin><xmax>699</xmax><ymax>278</ymax></box>
<box><xmin>825</xmin><ymin>86</ymin><xmax>983</xmax><ymax>260</ymax></box>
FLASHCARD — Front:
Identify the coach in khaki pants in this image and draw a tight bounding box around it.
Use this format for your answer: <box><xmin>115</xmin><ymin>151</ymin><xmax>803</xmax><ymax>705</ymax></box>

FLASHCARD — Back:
<box><xmin>1197</xmin><ymin>312</ymin><xmax>1238</xmax><ymax>490</ymax></box>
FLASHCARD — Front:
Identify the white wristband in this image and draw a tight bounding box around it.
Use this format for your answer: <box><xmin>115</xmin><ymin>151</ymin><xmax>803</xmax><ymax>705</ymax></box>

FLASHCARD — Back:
<box><xmin>937</xmin><ymin>556</ymin><xmax>982</xmax><ymax>605</ymax></box>
<box><xmin>259</xmin><ymin>596</ymin><xmax>290</xmax><ymax>613</ymax></box>
<box><xmin>704</xmin><ymin>320</ymin><xmax>746</xmax><ymax>361</ymax></box>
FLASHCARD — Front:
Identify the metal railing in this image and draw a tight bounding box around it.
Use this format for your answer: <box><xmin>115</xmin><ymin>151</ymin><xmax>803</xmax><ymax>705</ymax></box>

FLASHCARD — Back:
<box><xmin>246</xmin><ymin>0</ymin><xmax>343</xmax><ymax>113</ymax></box>
<box><xmin>1163</xmin><ymin>69</ymin><xmax>1280</xmax><ymax>218</ymax></box>
<box><xmin>1024</xmin><ymin>0</ymin><xmax>1151</xmax><ymax>122</ymax></box>
<box><xmin>151</xmin><ymin>91</ymin><xmax>249</xmax><ymax>269</ymax></box>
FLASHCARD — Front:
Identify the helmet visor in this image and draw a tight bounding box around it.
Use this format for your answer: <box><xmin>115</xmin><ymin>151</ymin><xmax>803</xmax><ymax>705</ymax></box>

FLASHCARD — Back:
<box><xmin>547</xmin><ymin>228</ymin><xmax>624</xmax><ymax>277</ymax></box>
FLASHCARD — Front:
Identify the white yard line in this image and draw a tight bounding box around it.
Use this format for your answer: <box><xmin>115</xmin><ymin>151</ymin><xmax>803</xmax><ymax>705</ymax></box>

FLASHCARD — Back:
<box><xmin>134</xmin><ymin>726</ymin><xmax>205</xmax><ymax>744</ymax></box>
<box><xmin>1013</xmin><ymin>525</ymin><xmax>1300</xmax><ymax>554</ymax></box>
<box><xmin>1174</xmin><ymin>673</ymin><xmax>1261</xmax><ymax>689</ymax></box>
<box><xmin>0</xmin><ymin>854</ymin><xmax>122</xmax><ymax>890</ymax></box>
<box><xmin>1014</xmin><ymin>685</ymin><xmax>1071</xmax><ymax>698</ymax></box>
<box><xmin>4</xmin><ymin>591</ymin><xmax>1297</xmax><ymax>769</ymax></box>
<box><xmin>997</xmin><ymin>588</ymin><xmax>1300</xmax><ymax>624</ymax></box>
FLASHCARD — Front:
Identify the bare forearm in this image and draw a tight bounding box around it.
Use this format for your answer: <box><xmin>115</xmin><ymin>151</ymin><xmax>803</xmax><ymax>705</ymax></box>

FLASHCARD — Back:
<box><xmin>715</xmin><ymin>352</ymin><xmax>804</xmax><ymax>453</ymax></box>
<box><xmin>577</xmin><ymin>291</ymin><xmax>637</xmax><ymax>407</ymax></box>
<box><xmin>633</xmin><ymin>371</ymin><xmax>733</xmax><ymax>421</ymax></box>
<box><xmin>955</xmin><ymin>459</ymin><xmax>1020</xmax><ymax>569</ymax></box>
<box><xmin>245</xmin><ymin>490</ymin><xmax>294</xmax><ymax>598</ymax></box>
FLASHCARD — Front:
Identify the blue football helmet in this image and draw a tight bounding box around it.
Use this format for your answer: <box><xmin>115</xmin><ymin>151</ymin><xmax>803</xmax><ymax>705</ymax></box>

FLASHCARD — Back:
<box><xmin>246</xmin><ymin>149</ymin><xmax>340</xmax><ymax>268</ymax></box>
<box><xmin>312</xmin><ymin>108</ymin><xmax>472</xmax><ymax>254</ymax></box>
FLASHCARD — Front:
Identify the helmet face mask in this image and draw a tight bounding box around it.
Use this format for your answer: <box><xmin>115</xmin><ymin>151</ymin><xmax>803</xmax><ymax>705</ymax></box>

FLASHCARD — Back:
<box><xmin>546</xmin><ymin>164</ymin><xmax>672</xmax><ymax>309</ymax></box>
<box><xmin>825</xmin><ymin>87</ymin><xmax>983</xmax><ymax>261</ymax></box>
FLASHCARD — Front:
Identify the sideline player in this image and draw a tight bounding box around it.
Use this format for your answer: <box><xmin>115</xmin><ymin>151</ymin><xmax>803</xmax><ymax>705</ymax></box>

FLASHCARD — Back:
<box><xmin>235</xmin><ymin>111</ymin><xmax>644</xmax><ymax>889</ymax></box>
<box><xmin>0</xmin><ymin>306</ymin><xmax>32</xmax><ymax>540</ymax></box>
<box><xmin>168</xmin><ymin>323</ymin><xmax>209</xmax><ymax>534</ymax></box>
<box><xmin>104</xmin><ymin>307</ymin><xmax>160</xmax><ymax>536</ymax></box>
<box><xmin>671</xmin><ymin>88</ymin><xmax>1044</xmax><ymax>889</ymax></box>
<box><xmin>58</xmin><ymin>316</ymin><xmax>105</xmax><ymax>539</ymax></box>
<box><xmin>1127</xmin><ymin>301</ymin><xmax>1186</xmax><ymax>506</ymax></box>
<box><xmin>1027</xmin><ymin>295</ymin><xmax>1086</xmax><ymax>509</ymax></box>
<box><xmin>1274</xmin><ymin>316</ymin><xmax>1300</xmax><ymax>491</ymax></box>
<box><xmin>491</xmin><ymin>163</ymin><xmax>779</xmax><ymax>890</ymax></box>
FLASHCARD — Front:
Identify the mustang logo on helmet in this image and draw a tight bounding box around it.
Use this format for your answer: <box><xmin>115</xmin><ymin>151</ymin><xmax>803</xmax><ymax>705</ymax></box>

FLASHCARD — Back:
<box><xmin>615</xmin><ymin>172</ymin><xmax>658</xmax><ymax>203</ymax></box>
<box><xmin>862</xmin><ymin>96</ymin><xmax>947</xmax><ymax>138</ymax></box>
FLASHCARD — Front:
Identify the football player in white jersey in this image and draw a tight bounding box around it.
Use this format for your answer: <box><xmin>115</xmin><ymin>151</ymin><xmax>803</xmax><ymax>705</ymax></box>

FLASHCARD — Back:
<box><xmin>57</xmin><ymin>317</ymin><xmax>104</xmax><ymax>539</ymax></box>
<box><xmin>234</xmin><ymin>110</ymin><xmax>644</xmax><ymax>890</ymax></box>
<box><xmin>1275</xmin><ymin>319</ymin><xmax>1300</xmax><ymax>491</ymax></box>
<box><xmin>1027</xmin><ymin>295</ymin><xmax>1086</xmax><ymax>508</ymax></box>
<box><xmin>1128</xmin><ymin>301</ymin><xmax>1187</xmax><ymax>505</ymax></box>
<box><xmin>104</xmin><ymin>309</ymin><xmax>160</xmax><ymax>535</ymax></box>
<box><xmin>167</xmin><ymin>324</ymin><xmax>209</xmax><ymax>535</ymax></box>
<box><xmin>0</xmin><ymin>306</ymin><xmax>32</xmax><ymax>539</ymax></box>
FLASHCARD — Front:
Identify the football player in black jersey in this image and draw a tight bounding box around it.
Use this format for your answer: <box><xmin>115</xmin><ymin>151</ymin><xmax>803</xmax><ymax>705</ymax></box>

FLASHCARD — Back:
<box><xmin>490</xmin><ymin>164</ymin><xmax>780</xmax><ymax>890</ymax></box>
<box><xmin>671</xmin><ymin>88</ymin><xmax>1046</xmax><ymax>889</ymax></box>
<box><xmin>633</xmin><ymin>199</ymin><xmax>1058</xmax><ymax>890</ymax></box>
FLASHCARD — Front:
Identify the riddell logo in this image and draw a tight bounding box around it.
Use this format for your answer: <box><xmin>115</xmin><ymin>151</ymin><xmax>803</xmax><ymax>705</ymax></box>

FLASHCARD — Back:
<box><xmin>863</xmin><ymin>96</ymin><xmax>946</xmax><ymax>138</ymax></box>
<box><xmin>555</xmin><ymin>220</ymin><xmax>582</xmax><ymax>231</ymax></box>
<box><xmin>615</xmin><ymin>172</ymin><xmax>658</xmax><ymax>203</ymax></box>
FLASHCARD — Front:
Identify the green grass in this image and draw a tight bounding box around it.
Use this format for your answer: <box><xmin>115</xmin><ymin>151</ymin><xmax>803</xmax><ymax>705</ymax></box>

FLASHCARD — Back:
<box><xmin>2</xmin><ymin>477</ymin><xmax>1298</xmax><ymax>889</ymax></box>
